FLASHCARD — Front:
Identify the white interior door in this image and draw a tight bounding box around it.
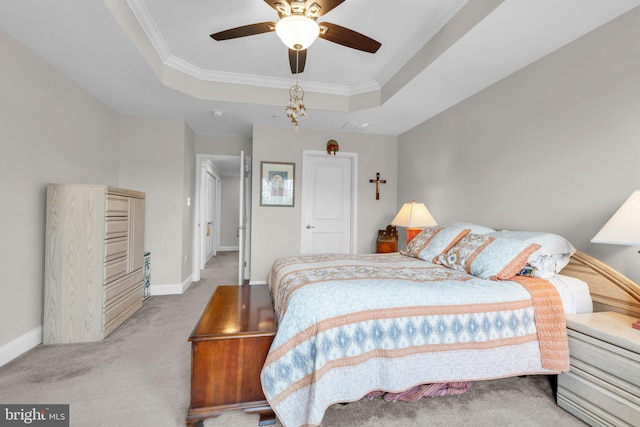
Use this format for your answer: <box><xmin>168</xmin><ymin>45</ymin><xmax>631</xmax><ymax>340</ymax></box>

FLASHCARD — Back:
<box><xmin>301</xmin><ymin>151</ymin><xmax>356</xmax><ymax>254</ymax></box>
<box><xmin>204</xmin><ymin>171</ymin><xmax>216</xmax><ymax>261</ymax></box>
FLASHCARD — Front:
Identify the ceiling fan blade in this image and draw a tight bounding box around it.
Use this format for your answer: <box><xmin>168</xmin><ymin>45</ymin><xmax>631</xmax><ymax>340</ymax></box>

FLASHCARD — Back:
<box><xmin>318</xmin><ymin>22</ymin><xmax>381</xmax><ymax>53</ymax></box>
<box><xmin>210</xmin><ymin>22</ymin><xmax>276</xmax><ymax>41</ymax></box>
<box><xmin>289</xmin><ymin>48</ymin><xmax>307</xmax><ymax>74</ymax></box>
<box><xmin>308</xmin><ymin>0</ymin><xmax>346</xmax><ymax>16</ymax></box>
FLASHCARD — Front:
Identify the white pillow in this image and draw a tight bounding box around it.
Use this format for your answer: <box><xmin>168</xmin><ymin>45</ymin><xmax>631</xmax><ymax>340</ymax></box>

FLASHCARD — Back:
<box><xmin>448</xmin><ymin>222</ymin><xmax>495</xmax><ymax>235</ymax></box>
<box><xmin>485</xmin><ymin>230</ymin><xmax>576</xmax><ymax>278</ymax></box>
<box><xmin>545</xmin><ymin>274</ymin><xmax>593</xmax><ymax>315</ymax></box>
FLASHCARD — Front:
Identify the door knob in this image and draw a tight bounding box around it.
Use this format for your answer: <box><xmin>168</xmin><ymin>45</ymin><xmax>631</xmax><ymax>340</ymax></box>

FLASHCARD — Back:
<box><xmin>306</xmin><ymin>225</ymin><xmax>315</xmax><ymax>229</ymax></box>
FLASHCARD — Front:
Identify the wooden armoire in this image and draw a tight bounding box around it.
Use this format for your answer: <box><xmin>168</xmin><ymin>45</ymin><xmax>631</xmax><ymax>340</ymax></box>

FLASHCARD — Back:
<box><xmin>43</xmin><ymin>184</ymin><xmax>145</xmax><ymax>344</ymax></box>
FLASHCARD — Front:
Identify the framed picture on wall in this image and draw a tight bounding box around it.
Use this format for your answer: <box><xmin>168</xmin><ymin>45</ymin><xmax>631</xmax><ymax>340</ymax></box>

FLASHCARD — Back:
<box><xmin>260</xmin><ymin>161</ymin><xmax>295</xmax><ymax>207</ymax></box>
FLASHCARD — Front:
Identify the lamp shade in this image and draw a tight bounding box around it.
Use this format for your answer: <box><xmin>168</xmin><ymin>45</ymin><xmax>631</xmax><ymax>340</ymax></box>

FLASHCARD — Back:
<box><xmin>275</xmin><ymin>15</ymin><xmax>320</xmax><ymax>50</ymax></box>
<box><xmin>391</xmin><ymin>200</ymin><xmax>437</xmax><ymax>228</ymax></box>
<box><xmin>592</xmin><ymin>190</ymin><xmax>640</xmax><ymax>245</ymax></box>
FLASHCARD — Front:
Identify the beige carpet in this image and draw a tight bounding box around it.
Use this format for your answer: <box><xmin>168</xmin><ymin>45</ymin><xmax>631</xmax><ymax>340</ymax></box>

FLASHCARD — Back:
<box><xmin>0</xmin><ymin>251</ymin><xmax>586</xmax><ymax>427</ymax></box>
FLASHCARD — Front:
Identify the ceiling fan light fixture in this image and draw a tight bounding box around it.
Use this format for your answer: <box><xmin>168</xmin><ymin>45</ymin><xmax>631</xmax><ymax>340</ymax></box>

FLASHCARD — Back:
<box><xmin>275</xmin><ymin>15</ymin><xmax>320</xmax><ymax>51</ymax></box>
<box><xmin>307</xmin><ymin>3</ymin><xmax>322</xmax><ymax>17</ymax></box>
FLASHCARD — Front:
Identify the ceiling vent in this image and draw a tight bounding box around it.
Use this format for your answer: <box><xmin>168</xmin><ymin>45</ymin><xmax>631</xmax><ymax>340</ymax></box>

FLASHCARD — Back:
<box><xmin>342</xmin><ymin>121</ymin><xmax>370</xmax><ymax>131</ymax></box>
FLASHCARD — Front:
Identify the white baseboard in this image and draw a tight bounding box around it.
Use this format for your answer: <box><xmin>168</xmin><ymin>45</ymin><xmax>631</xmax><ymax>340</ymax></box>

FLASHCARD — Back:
<box><xmin>150</xmin><ymin>284</ymin><xmax>183</xmax><ymax>295</ymax></box>
<box><xmin>182</xmin><ymin>274</ymin><xmax>195</xmax><ymax>292</ymax></box>
<box><xmin>219</xmin><ymin>246</ymin><xmax>239</xmax><ymax>251</ymax></box>
<box><xmin>0</xmin><ymin>326</ymin><xmax>42</xmax><ymax>367</ymax></box>
<box><xmin>149</xmin><ymin>274</ymin><xmax>194</xmax><ymax>296</ymax></box>
<box><xmin>249</xmin><ymin>279</ymin><xmax>267</xmax><ymax>285</ymax></box>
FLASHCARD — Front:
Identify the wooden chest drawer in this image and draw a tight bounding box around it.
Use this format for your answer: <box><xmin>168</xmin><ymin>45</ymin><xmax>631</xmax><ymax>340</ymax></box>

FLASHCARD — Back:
<box><xmin>567</xmin><ymin>330</ymin><xmax>640</xmax><ymax>391</ymax></box>
<box><xmin>106</xmin><ymin>195</ymin><xmax>129</xmax><ymax>217</ymax></box>
<box><xmin>104</xmin><ymin>283</ymin><xmax>143</xmax><ymax>335</ymax></box>
<box><xmin>104</xmin><ymin>270</ymin><xmax>141</xmax><ymax>306</ymax></box>
<box><xmin>104</xmin><ymin>257</ymin><xmax>127</xmax><ymax>284</ymax></box>
<box><xmin>558</xmin><ymin>369</ymin><xmax>640</xmax><ymax>426</ymax></box>
<box><xmin>557</xmin><ymin>312</ymin><xmax>640</xmax><ymax>427</ymax></box>
<box><xmin>105</xmin><ymin>236</ymin><xmax>128</xmax><ymax>261</ymax></box>
<box><xmin>105</xmin><ymin>218</ymin><xmax>128</xmax><ymax>239</ymax></box>
<box><xmin>44</xmin><ymin>184</ymin><xmax>144</xmax><ymax>344</ymax></box>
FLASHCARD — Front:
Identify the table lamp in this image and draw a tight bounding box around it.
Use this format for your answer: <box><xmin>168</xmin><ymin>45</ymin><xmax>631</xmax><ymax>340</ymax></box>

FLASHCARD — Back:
<box><xmin>591</xmin><ymin>190</ymin><xmax>640</xmax><ymax>330</ymax></box>
<box><xmin>391</xmin><ymin>200</ymin><xmax>437</xmax><ymax>245</ymax></box>
<box><xmin>592</xmin><ymin>191</ymin><xmax>640</xmax><ymax>245</ymax></box>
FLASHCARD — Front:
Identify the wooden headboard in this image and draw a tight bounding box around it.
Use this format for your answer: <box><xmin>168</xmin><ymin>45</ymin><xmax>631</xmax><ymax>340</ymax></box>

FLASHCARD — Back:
<box><xmin>561</xmin><ymin>250</ymin><xmax>640</xmax><ymax>318</ymax></box>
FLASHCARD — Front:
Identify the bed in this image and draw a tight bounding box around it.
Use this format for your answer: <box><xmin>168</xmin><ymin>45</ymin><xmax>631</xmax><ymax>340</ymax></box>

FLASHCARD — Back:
<box><xmin>260</xmin><ymin>224</ymin><xmax>640</xmax><ymax>427</ymax></box>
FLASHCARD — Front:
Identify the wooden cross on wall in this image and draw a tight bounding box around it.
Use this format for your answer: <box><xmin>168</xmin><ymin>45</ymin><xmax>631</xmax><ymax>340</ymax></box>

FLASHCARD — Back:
<box><xmin>369</xmin><ymin>172</ymin><xmax>386</xmax><ymax>200</ymax></box>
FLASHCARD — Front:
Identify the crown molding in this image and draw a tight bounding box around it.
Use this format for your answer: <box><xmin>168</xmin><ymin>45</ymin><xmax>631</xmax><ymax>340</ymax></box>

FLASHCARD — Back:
<box><xmin>375</xmin><ymin>0</ymin><xmax>468</xmax><ymax>86</ymax></box>
<box><xmin>127</xmin><ymin>0</ymin><xmax>171</xmax><ymax>62</ymax></box>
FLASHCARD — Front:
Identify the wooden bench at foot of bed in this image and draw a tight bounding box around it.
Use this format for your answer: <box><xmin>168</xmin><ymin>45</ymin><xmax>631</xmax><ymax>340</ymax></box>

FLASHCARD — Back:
<box><xmin>186</xmin><ymin>285</ymin><xmax>277</xmax><ymax>427</ymax></box>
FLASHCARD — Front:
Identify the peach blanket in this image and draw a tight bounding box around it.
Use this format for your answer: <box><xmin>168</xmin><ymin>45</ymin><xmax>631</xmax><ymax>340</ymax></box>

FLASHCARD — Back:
<box><xmin>512</xmin><ymin>275</ymin><xmax>570</xmax><ymax>371</ymax></box>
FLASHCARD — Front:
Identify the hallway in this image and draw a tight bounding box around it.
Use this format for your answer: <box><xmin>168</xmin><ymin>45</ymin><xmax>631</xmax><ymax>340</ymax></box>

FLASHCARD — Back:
<box><xmin>199</xmin><ymin>251</ymin><xmax>239</xmax><ymax>284</ymax></box>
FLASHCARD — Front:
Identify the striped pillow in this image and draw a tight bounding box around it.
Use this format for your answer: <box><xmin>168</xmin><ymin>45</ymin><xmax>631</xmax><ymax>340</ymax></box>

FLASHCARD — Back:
<box><xmin>436</xmin><ymin>233</ymin><xmax>541</xmax><ymax>280</ymax></box>
<box><xmin>401</xmin><ymin>225</ymin><xmax>470</xmax><ymax>262</ymax></box>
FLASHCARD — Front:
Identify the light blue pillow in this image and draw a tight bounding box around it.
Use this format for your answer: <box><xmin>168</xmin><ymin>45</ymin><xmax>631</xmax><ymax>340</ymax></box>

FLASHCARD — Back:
<box><xmin>437</xmin><ymin>233</ymin><xmax>541</xmax><ymax>280</ymax></box>
<box><xmin>485</xmin><ymin>230</ymin><xmax>575</xmax><ymax>278</ymax></box>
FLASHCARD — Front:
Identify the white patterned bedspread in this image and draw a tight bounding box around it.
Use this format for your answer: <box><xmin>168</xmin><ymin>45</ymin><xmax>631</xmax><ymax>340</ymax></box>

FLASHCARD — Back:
<box><xmin>261</xmin><ymin>253</ymin><xmax>564</xmax><ymax>427</ymax></box>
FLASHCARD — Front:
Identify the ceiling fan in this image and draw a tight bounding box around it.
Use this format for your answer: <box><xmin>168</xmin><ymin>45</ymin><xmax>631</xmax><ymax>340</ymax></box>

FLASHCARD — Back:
<box><xmin>210</xmin><ymin>0</ymin><xmax>382</xmax><ymax>74</ymax></box>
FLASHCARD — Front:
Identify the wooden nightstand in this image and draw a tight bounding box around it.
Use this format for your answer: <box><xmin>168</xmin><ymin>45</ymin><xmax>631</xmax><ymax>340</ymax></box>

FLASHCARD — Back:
<box><xmin>376</xmin><ymin>225</ymin><xmax>398</xmax><ymax>253</ymax></box>
<box><xmin>557</xmin><ymin>311</ymin><xmax>640</xmax><ymax>426</ymax></box>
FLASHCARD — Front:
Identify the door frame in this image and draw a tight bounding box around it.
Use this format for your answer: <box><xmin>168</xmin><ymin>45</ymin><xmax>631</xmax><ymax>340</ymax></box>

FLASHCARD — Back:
<box><xmin>300</xmin><ymin>150</ymin><xmax>358</xmax><ymax>254</ymax></box>
<box><xmin>238</xmin><ymin>150</ymin><xmax>251</xmax><ymax>285</ymax></box>
<box><xmin>201</xmin><ymin>163</ymin><xmax>219</xmax><ymax>266</ymax></box>
<box><xmin>193</xmin><ymin>154</ymin><xmax>250</xmax><ymax>283</ymax></box>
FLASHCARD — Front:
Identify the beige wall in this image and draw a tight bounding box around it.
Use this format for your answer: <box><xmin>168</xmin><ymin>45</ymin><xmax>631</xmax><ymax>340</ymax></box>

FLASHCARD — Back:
<box><xmin>250</xmin><ymin>125</ymin><xmax>398</xmax><ymax>282</ymax></box>
<box><xmin>0</xmin><ymin>27</ymin><xmax>120</xmax><ymax>346</ymax></box>
<box><xmin>182</xmin><ymin>126</ymin><xmax>196</xmax><ymax>281</ymax></box>
<box><xmin>0</xmin><ymin>27</ymin><xmax>197</xmax><ymax>357</ymax></box>
<box><xmin>398</xmin><ymin>7</ymin><xmax>640</xmax><ymax>281</ymax></box>
<box><xmin>195</xmin><ymin>134</ymin><xmax>252</xmax><ymax>156</ymax></box>
<box><xmin>118</xmin><ymin>116</ymin><xmax>193</xmax><ymax>286</ymax></box>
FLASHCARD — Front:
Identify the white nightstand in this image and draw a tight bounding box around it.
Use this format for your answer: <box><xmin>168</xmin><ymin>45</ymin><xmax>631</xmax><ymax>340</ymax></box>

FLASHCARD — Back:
<box><xmin>557</xmin><ymin>311</ymin><xmax>640</xmax><ymax>426</ymax></box>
